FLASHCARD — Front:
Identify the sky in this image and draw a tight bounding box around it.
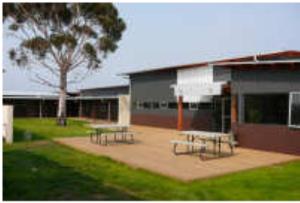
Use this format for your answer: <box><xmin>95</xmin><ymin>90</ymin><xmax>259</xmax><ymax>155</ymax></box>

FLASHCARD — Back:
<box><xmin>3</xmin><ymin>3</ymin><xmax>300</xmax><ymax>93</ymax></box>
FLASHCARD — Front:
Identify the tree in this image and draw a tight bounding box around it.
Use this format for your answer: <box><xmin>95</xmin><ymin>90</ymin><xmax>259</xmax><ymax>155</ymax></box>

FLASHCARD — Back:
<box><xmin>3</xmin><ymin>3</ymin><xmax>126</xmax><ymax>126</ymax></box>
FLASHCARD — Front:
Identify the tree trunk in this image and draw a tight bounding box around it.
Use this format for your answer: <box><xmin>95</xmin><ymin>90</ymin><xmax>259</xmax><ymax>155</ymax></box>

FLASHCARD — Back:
<box><xmin>57</xmin><ymin>70</ymin><xmax>67</xmax><ymax>126</ymax></box>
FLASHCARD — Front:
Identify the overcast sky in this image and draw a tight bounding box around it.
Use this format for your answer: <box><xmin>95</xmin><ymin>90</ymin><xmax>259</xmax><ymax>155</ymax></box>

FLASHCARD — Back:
<box><xmin>3</xmin><ymin>3</ymin><xmax>300</xmax><ymax>93</ymax></box>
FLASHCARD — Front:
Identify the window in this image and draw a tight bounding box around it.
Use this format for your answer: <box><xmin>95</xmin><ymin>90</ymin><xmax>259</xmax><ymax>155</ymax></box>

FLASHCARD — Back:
<box><xmin>189</xmin><ymin>103</ymin><xmax>199</xmax><ymax>111</ymax></box>
<box><xmin>152</xmin><ymin>102</ymin><xmax>160</xmax><ymax>109</ymax></box>
<box><xmin>136</xmin><ymin>101</ymin><xmax>143</xmax><ymax>109</ymax></box>
<box><xmin>168</xmin><ymin>102</ymin><xmax>177</xmax><ymax>109</ymax></box>
<box><xmin>160</xmin><ymin>101</ymin><xmax>168</xmax><ymax>109</ymax></box>
<box><xmin>168</xmin><ymin>102</ymin><xmax>189</xmax><ymax>109</ymax></box>
<box><xmin>244</xmin><ymin>94</ymin><xmax>289</xmax><ymax>125</ymax></box>
<box><xmin>289</xmin><ymin>92</ymin><xmax>300</xmax><ymax>128</ymax></box>
<box><xmin>199</xmin><ymin>102</ymin><xmax>213</xmax><ymax>110</ymax></box>
<box><xmin>143</xmin><ymin>102</ymin><xmax>152</xmax><ymax>109</ymax></box>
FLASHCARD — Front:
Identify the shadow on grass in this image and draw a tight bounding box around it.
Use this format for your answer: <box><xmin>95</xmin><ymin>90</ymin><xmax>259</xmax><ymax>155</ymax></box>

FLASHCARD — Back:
<box><xmin>13</xmin><ymin>127</ymin><xmax>45</xmax><ymax>142</ymax></box>
<box><xmin>3</xmin><ymin>149</ymin><xmax>139</xmax><ymax>200</ymax></box>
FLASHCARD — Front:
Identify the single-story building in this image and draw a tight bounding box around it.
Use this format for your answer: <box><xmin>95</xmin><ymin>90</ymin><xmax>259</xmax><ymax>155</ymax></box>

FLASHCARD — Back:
<box><xmin>77</xmin><ymin>85</ymin><xmax>129</xmax><ymax>122</ymax></box>
<box><xmin>3</xmin><ymin>91</ymin><xmax>80</xmax><ymax>117</ymax></box>
<box><xmin>124</xmin><ymin>50</ymin><xmax>300</xmax><ymax>155</ymax></box>
<box><xmin>3</xmin><ymin>85</ymin><xmax>130</xmax><ymax>124</ymax></box>
<box><xmin>3</xmin><ymin>50</ymin><xmax>300</xmax><ymax>155</ymax></box>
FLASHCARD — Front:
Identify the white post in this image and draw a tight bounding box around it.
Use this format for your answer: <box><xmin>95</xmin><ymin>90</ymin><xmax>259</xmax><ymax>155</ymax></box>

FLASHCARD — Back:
<box><xmin>3</xmin><ymin>105</ymin><xmax>13</xmax><ymax>144</ymax></box>
<box><xmin>107</xmin><ymin>101</ymin><xmax>111</xmax><ymax>121</ymax></box>
<box><xmin>118</xmin><ymin>95</ymin><xmax>130</xmax><ymax>125</ymax></box>
<box><xmin>39</xmin><ymin>99</ymin><xmax>43</xmax><ymax>118</ymax></box>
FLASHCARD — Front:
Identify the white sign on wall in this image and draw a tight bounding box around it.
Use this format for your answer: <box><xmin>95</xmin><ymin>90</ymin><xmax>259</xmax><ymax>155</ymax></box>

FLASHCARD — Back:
<box><xmin>173</xmin><ymin>65</ymin><xmax>225</xmax><ymax>102</ymax></box>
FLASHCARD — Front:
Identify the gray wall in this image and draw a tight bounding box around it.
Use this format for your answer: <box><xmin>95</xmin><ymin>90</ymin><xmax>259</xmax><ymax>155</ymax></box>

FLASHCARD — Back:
<box><xmin>231</xmin><ymin>69</ymin><xmax>300</xmax><ymax>94</ymax></box>
<box><xmin>130</xmin><ymin>70</ymin><xmax>178</xmax><ymax>115</ymax></box>
<box><xmin>130</xmin><ymin>71</ymin><xmax>177</xmax><ymax>102</ymax></box>
<box><xmin>129</xmin><ymin>70</ymin><xmax>215</xmax><ymax>131</ymax></box>
<box><xmin>213</xmin><ymin>66</ymin><xmax>232</xmax><ymax>82</ymax></box>
<box><xmin>229</xmin><ymin>68</ymin><xmax>300</xmax><ymax>123</ymax></box>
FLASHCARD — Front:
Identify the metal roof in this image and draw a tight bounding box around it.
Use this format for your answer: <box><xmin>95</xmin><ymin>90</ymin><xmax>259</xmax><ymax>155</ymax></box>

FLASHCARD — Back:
<box><xmin>3</xmin><ymin>90</ymin><xmax>59</xmax><ymax>99</ymax></box>
<box><xmin>121</xmin><ymin>50</ymin><xmax>300</xmax><ymax>75</ymax></box>
<box><xmin>80</xmin><ymin>84</ymin><xmax>129</xmax><ymax>91</ymax></box>
<box><xmin>3</xmin><ymin>90</ymin><xmax>120</xmax><ymax>100</ymax></box>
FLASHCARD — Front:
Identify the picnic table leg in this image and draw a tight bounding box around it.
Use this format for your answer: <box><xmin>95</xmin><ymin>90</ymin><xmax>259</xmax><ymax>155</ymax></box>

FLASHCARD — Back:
<box><xmin>186</xmin><ymin>135</ymin><xmax>190</xmax><ymax>152</ymax></box>
<box><xmin>218</xmin><ymin>137</ymin><xmax>221</xmax><ymax>156</ymax></box>
<box><xmin>173</xmin><ymin>143</ymin><xmax>178</xmax><ymax>155</ymax></box>
<box><xmin>191</xmin><ymin>136</ymin><xmax>195</xmax><ymax>153</ymax></box>
<box><xmin>96</xmin><ymin>130</ymin><xmax>100</xmax><ymax>144</ymax></box>
<box><xmin>90</xmin><ymin>132</ymin><xmax>93</xmax><ymax>143</ymax></box>
<box><xmin>213</xmin><ymin>139</ymin><xmax>216</xmax><ymax>155</ymax></box>
<box><xmin>131</xmin><ymin>133</ymin><xmax>134</xmax><ymax>143</ymax></box>
<box><xmin>105</xmin><ymin>135</ymin><xmax>108</xmax><ymax>145</ymax></box>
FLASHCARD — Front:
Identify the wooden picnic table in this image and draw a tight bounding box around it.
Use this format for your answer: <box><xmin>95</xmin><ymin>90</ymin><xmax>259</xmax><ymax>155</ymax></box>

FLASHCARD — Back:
<box><xmin>179</xmin><ymin>131</ymin><xmax>232</xmax><ymax>156</ymax></box>
<box><xmin>89</xmin><ymin>124</ymin><xmax>130</xmax><ymax>145</ymax></box>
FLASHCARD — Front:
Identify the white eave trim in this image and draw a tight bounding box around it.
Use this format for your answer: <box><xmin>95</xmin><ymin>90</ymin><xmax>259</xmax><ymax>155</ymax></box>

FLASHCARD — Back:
<box><xmin>214</xmin><ymin>60</ymin><xmax>300</xmax><ymax>66</ymax></box>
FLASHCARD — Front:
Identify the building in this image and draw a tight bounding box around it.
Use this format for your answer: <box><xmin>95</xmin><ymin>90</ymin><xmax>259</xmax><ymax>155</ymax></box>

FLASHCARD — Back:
<box><xmin>3</xmin><ymin>85</ymin><xmax>130</xmax><ymax>124</ymax></box>
<box><xmin>3</xmin><ymin>91</ymin><xmax>79</xmax><ymax>117</ymax></box>
<box><xmin>77</xmin><ymin>85</ymin><xmax>129</xmax><ymax>122</ymax></box>
<box><xmin>3</xmin><ymin>50</ymin><xmax>300</xmax><ymax>155</ymax></box>
<box><xmin>124</xmin><ymin>50</ymin><xmax>300</xmax><ymax>155</ymax></box>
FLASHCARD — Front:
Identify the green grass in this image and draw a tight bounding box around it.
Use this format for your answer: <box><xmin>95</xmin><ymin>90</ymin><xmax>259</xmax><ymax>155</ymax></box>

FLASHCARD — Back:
<box><xmin>13</xmin><ymin>118</ymin><xmax>92</xmax><ymax>141</ymax></box>
<box><xmin>4</xmin><ymin>141</ymin><xmax>300</xmax><ymax>200</ymax></box>
<box><xmin>4</xmin><ymin>118</ymin><xmax>300</xmax><ymax>200</ymax></box>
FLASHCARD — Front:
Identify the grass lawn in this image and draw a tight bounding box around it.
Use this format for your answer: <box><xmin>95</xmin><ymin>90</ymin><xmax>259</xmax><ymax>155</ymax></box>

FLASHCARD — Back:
<box><xmin>3</xmin><ymin>118</ymin><xmax>300</xmax><ymax>200</ymax></box>
<box><xmin>13</xmin><ymin>118</ymin><xmax>92</xmax><ymax>141</ymax></box>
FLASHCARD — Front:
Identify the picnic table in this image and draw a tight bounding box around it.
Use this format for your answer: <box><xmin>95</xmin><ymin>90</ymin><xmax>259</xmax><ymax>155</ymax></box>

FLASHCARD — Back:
<box><xmin>89</xmin><ymin>124</ymin><xmax>131</xmax><ymax>145</ymax></box>
<box><xmin>179</xmin><ymin>131</ymin><xmax>235</xmax><ymax>156</ymax></box>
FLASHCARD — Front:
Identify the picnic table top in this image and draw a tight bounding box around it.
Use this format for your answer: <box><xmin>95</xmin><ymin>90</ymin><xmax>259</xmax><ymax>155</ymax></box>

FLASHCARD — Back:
<box><xmin>179</xmin><ymin>130</ymin><xmax>231</xmax><ymax>138</ymax></box>
<box><xmin>90</xmin><ymin>124</ymin><xmax>129</xmax><ymax>129</ymax></box>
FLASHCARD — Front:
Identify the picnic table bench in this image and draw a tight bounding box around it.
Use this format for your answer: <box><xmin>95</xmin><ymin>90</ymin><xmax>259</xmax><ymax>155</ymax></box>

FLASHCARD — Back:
<box><xmin>171</xmin><ymin>131</ymin><xmax>238</xmax><ymax>159</ymax></box>
<box><xmin>89</xmin><ymin>124</ymin><xmax>137</xmax><ymax>145</ymax></box>
<box><xmin>170</xmin><ymin>140</ymin><xmax>207</xmax><ymax>160</ymax></box>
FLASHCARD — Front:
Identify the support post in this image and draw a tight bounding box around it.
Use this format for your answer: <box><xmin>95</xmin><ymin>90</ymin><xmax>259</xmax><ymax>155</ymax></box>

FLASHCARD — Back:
<box><xmin>107</xmin><ymin>101</ymin><xmax>111</xmax><ymax>121</ymax></box>
<box><xmin>79</xmin><ymin>100</ymin><xmax>82</xmax><ymax>117</ymax></box>
<box><xmin>177</xmin><ymin>96</ymin><xmax>183</xmax><ymax>131</ymax></box>
<box><xmin>39</xmin><ymin>99</ymin><xmax>43</xmax><ymax>118</ymax></box>
<box><xmin>238</xmin><ymin>94</ymin><xmax>244</xmax><ymax>123</ymax></box>
<box><xmin>231</xmin><ymin>94</ymin><xmax>238</xmax><ymax>125</ymax></box>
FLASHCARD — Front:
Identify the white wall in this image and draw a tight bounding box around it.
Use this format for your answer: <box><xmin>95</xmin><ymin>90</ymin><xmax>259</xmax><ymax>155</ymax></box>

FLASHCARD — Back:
<box><xmin>118</xmin><ymin>95</ymin><xmax>131</xmax><ymax>126</ymax></box>
<box><xmin>177</xmin><ymin>65</ymin><xmax>214</xmax><ymax>85</ymax></box>
<box><xmin>3</xmin><ymin>105</ymin><xmax>13</xmax><ymax>144</ymax></box>
<box><xmin>175</xmin><ymin>66</ymin><xmax>224</xmax><ymax>102</ymax></box>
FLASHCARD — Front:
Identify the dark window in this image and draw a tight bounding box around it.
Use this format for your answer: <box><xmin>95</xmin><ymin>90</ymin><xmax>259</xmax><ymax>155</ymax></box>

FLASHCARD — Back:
<box><xmin>289</xmin><ymin>93</ymin><xmax>300</xmax><ymax>127</ymax></box>
<box><xmin>183</xmin><ymin>103</ymin><xmax>189</xmax><ymax>109</ymax></box>
<box><xmin>143</xmin><ymin>102</ymin><xmax>152</xmax><ymax>109</ymax></box>
<box><xmin>160</xmin><ymin>101</ymin><xmax>168</xmax><ymax>109</ymax></box>
<box><xmin>152</xmin><ymin>102</ymin><xmax>160</xmax><ymax>109</ymax></box>
<box><xmin>244</xmin><ymin>94</ymin><xmax>288</xmax><ymax>125</ymax></box>
<box><xmin>135</xmin><ymin>101</ymin><xmax>143</xmax><ymax>109</ymax></box>
<box><xmin>168</xmin><ymin>102</ymin><xmax>177</xmax><ymax>109</ymax></box>
<box><xmin>189</xmin><ymin>103</ymin><xmax>199</xmax><ymax>111</ymax></box>
<box><xmin>199</xmin><ymin>102</ymin><xmax>213</xmax><ymax>110</ymax></box>
<box><xmin>168</xmin><ymin>102</ymin><xmax>190</xmax><ymax>109</ymax></box>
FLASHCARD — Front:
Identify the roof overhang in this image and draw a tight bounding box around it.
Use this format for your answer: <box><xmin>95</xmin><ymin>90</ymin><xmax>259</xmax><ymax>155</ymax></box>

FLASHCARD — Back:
<box><xmin>214</xmin><ymin>60</ymin><xmax>300</xmax><ymax>67</ymax></box>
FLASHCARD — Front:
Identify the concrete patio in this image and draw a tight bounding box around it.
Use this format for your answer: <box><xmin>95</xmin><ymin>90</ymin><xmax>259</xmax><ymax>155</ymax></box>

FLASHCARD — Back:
<box><xmin>55</xmin><ymin>125</ymin><xmax>299</xmax><ymax>181</ymax></box>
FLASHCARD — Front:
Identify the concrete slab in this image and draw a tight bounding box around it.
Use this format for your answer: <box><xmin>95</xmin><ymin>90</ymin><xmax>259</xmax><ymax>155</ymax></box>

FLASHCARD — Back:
<box><xmin>55</xmin><ymin>125</ymin><xmax>299</xmax><ymax>181</ymax></box>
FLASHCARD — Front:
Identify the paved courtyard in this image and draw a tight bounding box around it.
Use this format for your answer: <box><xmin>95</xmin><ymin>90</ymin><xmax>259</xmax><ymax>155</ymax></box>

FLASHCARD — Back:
<box><xmin>55</xmin><ymin>125</ymin><xmax>299</xmax><ymax>181</ymax></box>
